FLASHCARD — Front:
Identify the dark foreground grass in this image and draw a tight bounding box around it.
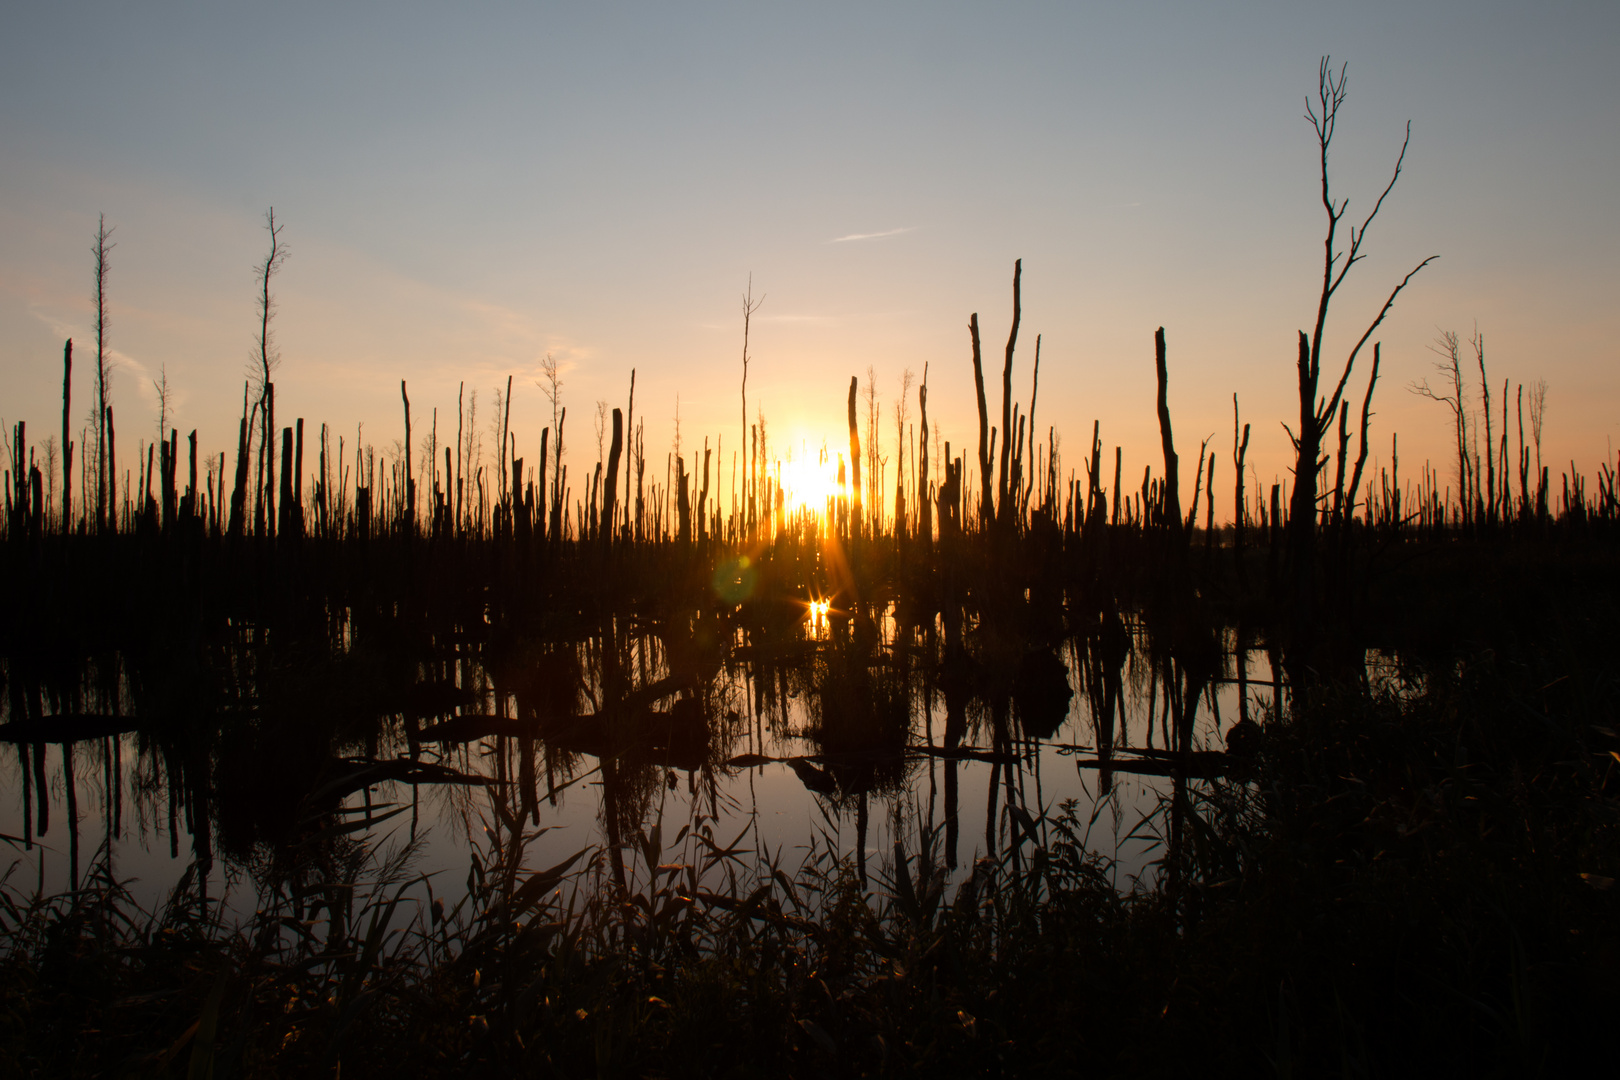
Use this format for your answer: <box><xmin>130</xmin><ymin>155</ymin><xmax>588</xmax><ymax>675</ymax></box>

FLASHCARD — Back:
<box><xmin>3</xmin><ymin>551</ymin><xmax>1618</xmax><ymax>1079</ymax></box>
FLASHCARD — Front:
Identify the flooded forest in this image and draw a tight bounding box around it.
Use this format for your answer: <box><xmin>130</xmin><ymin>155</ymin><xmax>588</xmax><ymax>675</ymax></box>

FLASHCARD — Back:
<box><xmin>4</xmin><ymin>83</ymin><xmax>1620</xmax><ymax>1080</ymax></box>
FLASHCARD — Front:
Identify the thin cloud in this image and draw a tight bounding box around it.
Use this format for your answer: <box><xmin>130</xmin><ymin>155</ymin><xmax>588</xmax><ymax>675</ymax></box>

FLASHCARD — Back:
<box><xmin>829</xmin><ymin>226</ymin><xmax>915</xmax><ymax>244</ymax></box>
<box><xmin>28</xmin><ymin>300</ymin><xmax>153</xmax><ymax>388</ymax></box>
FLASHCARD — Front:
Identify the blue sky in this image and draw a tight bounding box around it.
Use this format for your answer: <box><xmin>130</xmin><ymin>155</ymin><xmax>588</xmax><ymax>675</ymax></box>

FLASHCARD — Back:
<box><xmin>3</xmin><ymin>2</ymin><xmax>1616</xmax><ymax>516</ymax></box>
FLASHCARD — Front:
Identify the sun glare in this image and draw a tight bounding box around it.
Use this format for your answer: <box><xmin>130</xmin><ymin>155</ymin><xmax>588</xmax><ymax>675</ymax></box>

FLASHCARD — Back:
<box><xmin>808</xmin><ymin>598</ymin><xmax>832</xmax><ymax>637</ymax></box>
<box><xmin>777</xmin><ymin>452</ymin><xmax>841</xmax><ymax>517</ymax></box>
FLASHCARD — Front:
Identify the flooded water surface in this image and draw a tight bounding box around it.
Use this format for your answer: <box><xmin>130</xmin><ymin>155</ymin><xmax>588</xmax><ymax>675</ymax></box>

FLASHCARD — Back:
<box><xmin>0</xmin><ymin>531</ymin><xmax>1280</xmax><ymax>918</ymax></box>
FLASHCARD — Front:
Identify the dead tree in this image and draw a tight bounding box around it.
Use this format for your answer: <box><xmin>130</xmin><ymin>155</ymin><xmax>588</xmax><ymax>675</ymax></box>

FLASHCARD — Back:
<box><xmin>401</xmin><ymin>381</ymin><xmax>414</xmax><ymax>530</ymax></box>
<box><xmin>602</xmin><ymin>407</ymin><xmax>623</xmax><ymax>543</ymax></box>
<box><xmin>1288</xmin><ymin>58</ymin><xmax>1435</xmax><ymax>642</ymax></box>
<box><xmin>894</xmin><ymin>368</ymin><xmax>914</xmax><ymax>537</ymax></box>
<box><xmin>1154</xmin><ymin>328</ymin><xmax>1182</xmax><ymax>536</ymax></box>
<box><xmin>252</xmin><ymin>208</ymin><xmax>288</xmax><ymax>535</ymax></box>
<box><xmin>997</xmin><ymin>260</ymin><xmax>1022</xmax><ymax>526</ymax></box>
<box><xmin>623</xmin><ymin>369</ymin><xmax>636</xmax><ymax>534</ymax></box>
<box><xmin>1233</xmin><ymin>395</ymin><xmax>1251</xmax><ymax>588</ymax></box>
<box><xmin>1411</xmin><ymin>331</ymin><xmax>1470</xmax><ymax>523</ymax></box>
<box><xmin>1473</xmin><ymin>328</ymin><xmax>1494</xmax><ymax>524</ymax></box>
<box><xmin>968</xmin><ymin>314</ymin><xmax>991</xmax><ymax>527</ymax></box>
<box><xmin>740</xmin><ymin>276</ymin><xmax>763</xmax><ymax>526</ymax></box>
<box><xmin>92</xmin><ymin>216</ymin><xmax>114</xmax><ymax>532</ymax></box>
<box><xmin>1026</xmin><ymin>335</ymin><xmax>1041</xmax><ymax>521</ymax></box>
<box><xmin>847</xmin><ymin>376</ymin><xmax>862</xmax><ymax>536</ymax></box>
<box><xmin>918</xmin><ymin>364</ymin><xmax>931</xmax><ymax>547</ymax></box>
<box><xmin>61</xmin><ymin>339</ymin><xmax>73</xmax><ymax>533</ymax></box>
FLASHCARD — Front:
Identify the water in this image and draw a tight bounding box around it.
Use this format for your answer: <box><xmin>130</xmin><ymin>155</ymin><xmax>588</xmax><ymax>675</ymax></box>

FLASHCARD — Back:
<box><xmin>0</xmin><ymin>613</ymin><xmax>1279</xmax><ymax>919</ymax></box>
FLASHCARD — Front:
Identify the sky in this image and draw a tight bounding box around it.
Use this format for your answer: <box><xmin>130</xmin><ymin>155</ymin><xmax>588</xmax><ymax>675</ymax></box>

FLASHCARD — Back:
<box><xmin>3</xmin><ymin>1</ymin><xmax>1617</xmax><ymax>521</ymax></box>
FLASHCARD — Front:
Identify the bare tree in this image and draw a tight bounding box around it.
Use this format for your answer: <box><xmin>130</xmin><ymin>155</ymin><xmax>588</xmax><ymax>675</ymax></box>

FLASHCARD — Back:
<box><xmin>864</xmin><ymin>365</ymin><xmax>880</xmax><ymax>530</ymax></box>
<box><xmin>739</xmin><ymin>276</ymin><xmax>764</xmax><ymax>520</ymax></box>
<box><xmin>623</xmin><ymin>369</ymin><xmax>636</xmax><ymax>534</ymax></box>
<box><xmin>673</xmin><ymin>394</ymin><xmax>683</xmax><ymax>463</ymax></box>
<box><xmin>847</xmin><ymin>376</ymin><xmax>862</xmax><ymax>534</ymax></box>
<box><xmin>1233</xmin><ymin>395</ymin><xmax>1251</xmax><ymax>583</ymax></box>
<box><xmin>205</xmin><ymin>452</ymin><xmax>218</xmax><ymax>527</ymax></box>
<box><xmin>537</xmin><ymin>352</ymin><xmax>564</xmax><ymax>505</ymax></box>
<box><xmin>1289</xmin><ymin>58</ymin><xmax>1435</xmax><ymax>632</ymax></box>
<box><xmin>968</xmin><ymin>314</ymin><xmax>990</xmax><ymax>525</ymax></box>
<box><xmin>419</xmin><ymin>407</ymin><xmax>438</xmax><ymax>510</ymax></box>
<box><xmin>1528</xmin><ymin>377</ymin><xmax>1550</xmax><ymax>517</ymax></box>
<box><xmin>487</xmin><ymin>383</ymin><xmax>507</xmax><ymax>502</ymax></box>
<box><xmin>252</xmin><ymin>209</ymin><xmax>288</xmax><ymax>533</ymax></box>
<box><xmin>1411</xmin><ymin>329</ymin><xmax>1470</xmax><ymax>519</ymax></box>
<box><xmin>895</xmin><ymin>368</ymin><xmax>914</xmax><ymax>531</ymax></box>
<box><xmin>918</xmin><ymin>363</ymin><xmax>932</xmax><ymax>543</ymax></box>
<box><xmin>92</xmin><ymin>215</ymin><xmax>115</xmax><ymax>531</ymax></box>
<box><xmin>1529</xmin><ymin>378</ymin><xmax>1547</xmax><ymax>478</ymax></box>
<box><xmin>1154</xmin><ymin>327</ymin><xmax>1181</xmax><ymax>532</ymax></box>
<box><xmin>463</xmin><ymin>387</ymin><xmax>480</xmax><ymax>511</ymax></box>
<box><xmin>998</xmin><ymin>260</ymin><xmax>1022</xmax><ymax>524</ymax></box>
<box><xmin>153</xmin><ymin>363</ymin><xmax>172</xmax><ymax>445</ymax></box>
<box><xmin>1472</xmin><ymin>326</ymin><xmax>1494</xmax><ymax>522</ymax></box>
<box><xmin>61</xmin><ymin>339</ymin><xmax>73</xmax><ymax>533</ymax></box>
<box><xmin>755</xmin><ymin>404</ymin><xmax>768</xmax><ymax>529</ymax></box>
<box><xmin>41</xmin><ymin>435</ymin><xmax>59</xmax><ymax>525</ymax></box>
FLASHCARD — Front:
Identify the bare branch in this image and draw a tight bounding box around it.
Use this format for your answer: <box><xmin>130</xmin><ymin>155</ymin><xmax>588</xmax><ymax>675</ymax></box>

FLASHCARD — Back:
<box><xmin>1328</xmin><ymin>121</ymin><xmax>1413</xmax><ymax>300</ymax></box>
<box><xmin>1319</xmin><ymin>256</ymin><xmax>1437</xmax><ymax>432</ymax></box>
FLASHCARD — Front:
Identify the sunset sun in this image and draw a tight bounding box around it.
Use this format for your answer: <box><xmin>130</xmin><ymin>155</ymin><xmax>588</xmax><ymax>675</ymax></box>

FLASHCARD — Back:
<box><xmin>776</xmin><ymin>449</ymin><xmax>842</xmax><ymax>517</ymax></box>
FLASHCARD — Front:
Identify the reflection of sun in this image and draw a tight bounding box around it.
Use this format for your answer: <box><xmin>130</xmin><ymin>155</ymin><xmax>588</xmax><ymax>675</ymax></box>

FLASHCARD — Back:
<box><xmin>778</xmin><ymin>454</ymin><xmax>841</xmax><ymax>517</ymax></box>
<box><xmin>808</xmin><ymin>598</ymin><xmax>831</xmax><ymax>636</ymax></box>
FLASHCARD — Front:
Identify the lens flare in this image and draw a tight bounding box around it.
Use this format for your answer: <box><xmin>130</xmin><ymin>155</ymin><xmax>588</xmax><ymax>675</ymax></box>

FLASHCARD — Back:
<box><xmin>712</xmin><ymin>556</ymin><xmax>756</xmax><ymax>603</ymax></box>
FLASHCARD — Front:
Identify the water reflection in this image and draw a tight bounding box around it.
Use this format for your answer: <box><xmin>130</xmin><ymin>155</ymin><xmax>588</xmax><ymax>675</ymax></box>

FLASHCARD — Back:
<box><xmin>1</xmin><ymin>546</ymin><xmax>1285</xmax><ymax>914</ymax></box>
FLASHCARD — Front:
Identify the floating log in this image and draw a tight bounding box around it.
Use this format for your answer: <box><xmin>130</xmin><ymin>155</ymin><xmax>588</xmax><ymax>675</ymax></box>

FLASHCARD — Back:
<box><xmin>1070</xmin><ymin>751</ymin><xmax>1231</xmax><ymax>779</ymax></box>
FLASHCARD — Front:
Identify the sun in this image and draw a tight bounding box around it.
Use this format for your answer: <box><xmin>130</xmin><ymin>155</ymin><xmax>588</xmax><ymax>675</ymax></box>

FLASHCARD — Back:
<box><xmin>777</xmin><ymin>451</ymin><xmax>842</xmax><ymax>518</ymax></box>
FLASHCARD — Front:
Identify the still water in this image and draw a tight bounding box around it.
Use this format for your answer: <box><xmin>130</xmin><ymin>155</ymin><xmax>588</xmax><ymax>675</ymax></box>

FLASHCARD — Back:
<box><xmin>1</xmin><ymin>608</ymin><xmax>1277</xmax><ymax>919</ymax></box>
